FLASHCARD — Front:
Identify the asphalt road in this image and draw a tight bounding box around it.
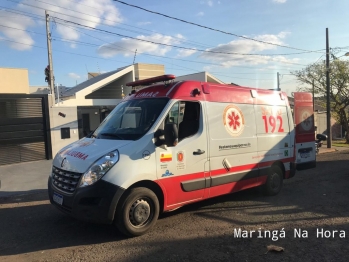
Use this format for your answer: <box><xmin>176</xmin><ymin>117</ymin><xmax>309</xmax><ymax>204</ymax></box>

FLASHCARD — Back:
<box><xmin>1</xmin><ymin>150</ymin><xmax>349</xmax><ymax>262</ymax></box>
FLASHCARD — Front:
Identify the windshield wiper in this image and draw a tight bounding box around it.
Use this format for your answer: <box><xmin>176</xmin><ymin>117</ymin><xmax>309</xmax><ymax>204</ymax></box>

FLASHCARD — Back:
<box><xmin>99</xmin><ymin>133</ymin><xmax>124</xmax><ymax>139</ymax></box>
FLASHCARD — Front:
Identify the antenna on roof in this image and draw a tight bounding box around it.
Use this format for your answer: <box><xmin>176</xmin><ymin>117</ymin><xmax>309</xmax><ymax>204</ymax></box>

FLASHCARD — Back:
<box><xmin>133</xmin><ymin>49</ymin><xmax>137</xmax><ymax>64</ymax></box>
<box><xmin>97</xmin><ymin>62</ymin><xmax>100</xmax><ymax>74</ymax></box>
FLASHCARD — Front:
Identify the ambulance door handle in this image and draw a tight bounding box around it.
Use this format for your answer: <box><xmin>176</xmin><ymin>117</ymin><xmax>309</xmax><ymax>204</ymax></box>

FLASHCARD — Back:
<box><xmin>193</xmin><ymin>149</ymin><xmax>205</xmax><ymax>155</ymax></box>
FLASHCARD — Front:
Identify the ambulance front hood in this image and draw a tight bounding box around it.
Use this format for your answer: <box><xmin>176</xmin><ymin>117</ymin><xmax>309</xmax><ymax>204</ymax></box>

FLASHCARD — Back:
<box><xmin>52</xmin><ymin>138</ymin><xmax>132</xmax><ymax>173</ymax></box>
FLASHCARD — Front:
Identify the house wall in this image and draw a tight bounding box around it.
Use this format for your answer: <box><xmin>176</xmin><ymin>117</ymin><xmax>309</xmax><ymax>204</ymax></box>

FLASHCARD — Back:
<box><xmin>315</xmin><ymin>112</ymin><xmax>342</xmax><ymax>139</ymax></box>
<box><xmin>134</xmin><ymin>63</ymin><xmax>165</xmax><ymax>80</ymax></box>
<box><xmin>49</xmin><ymin>106</ymin><xmax>79</xmax><ymax>156</ymax></box>
<box><xmin>56</xmin><ymin>98</ymin><xmax>122</xmax><ymax>107</ymax></box>
<box><xmin>175</xmin><ymin>72</ymin><xmax>206</xmax><ymax>82</ymax></box>
<box><xmin>88</xmin><ymin>72</ymin><xmax>100</xmax><ymax>79</ymax></box>
<box><xmin>30</xmin><ymin>85</ymin><xmax>50</xmax><ymax>94</ymax></box>
<box><xmin>0</xmin><ymin>68</ymin><xmax>29</xmax><ymax>94</ymax></box>
<box><xmin>174</xmin><ymin>72</ymin><xmax>224</xmax><ymax>84</ymax></box>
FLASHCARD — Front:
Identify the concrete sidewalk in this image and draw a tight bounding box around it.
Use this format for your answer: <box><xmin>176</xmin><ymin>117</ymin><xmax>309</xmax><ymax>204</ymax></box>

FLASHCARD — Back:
<box><xmin>0</xmin><ymin>160</ymin><xmax>52</xmax><ymax>198</ymax></box>
<box><xmin>319</xmin><ymin>145</ymin><xmax>349</xmax><ymax>154</ymax></box>
<box><xmin>0</xmin><ymin>146</ymin><xmax>347</xmax><ymax>198</ymax></box>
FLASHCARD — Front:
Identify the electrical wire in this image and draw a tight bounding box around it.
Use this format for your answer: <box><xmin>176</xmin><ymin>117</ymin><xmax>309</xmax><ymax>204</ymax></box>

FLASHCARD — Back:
<box><xmin>0</xmin><ymin>19</ymin><xmax>308</xmax><ymax>73</ymax></box>
<box><xmin>53</xmin><ymin>16</ymin><xmax>324</xmax><ymax>57</ymax></box>
<box><xmin>112</xmin><ymin>0</ymin><xmax>321</xmax><ymax>53</ymax></box>
<box><xmin>0</xmin><ymin>24</ymin><xmax>46</xmax><ymax>36</ymax></box>
<box><xmin>0</xmin><ymin>5</ymin><xmax>45</xmax><ymax>21</ymax></box>
<box><xmin>55</xmin><ymin>21</ymin><xmax>306</xmax><ymax>69</ymax></box>
<box><xmin>4</xmin><ymin>0</ymin><xmax>215</xmax><ymax>50</ymax></box>
<box><xmin>0</xmin><ymin>38</ymin><xmax>132</xmax><ymax>65</ymax></box>
<box><xmin>4</xmin><ymin>0</ymin><xmax>325</xmax><ymax>56</ymax></box>
<box><xmin>0</xmin><ymin>38</ymin><xmax>281</xmax><ymax>81</ymax></box>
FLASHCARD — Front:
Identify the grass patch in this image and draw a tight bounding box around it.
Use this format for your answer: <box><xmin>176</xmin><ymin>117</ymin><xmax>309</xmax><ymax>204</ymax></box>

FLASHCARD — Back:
<box><xmin>332</xmin><ymin>143</ymin><xmax>349</xmax><ymax>147</ymax></box>
<box><xmin>324</xmin><ymin>140</ymin><xmax>349</xmax><ymax>147</ymax></box>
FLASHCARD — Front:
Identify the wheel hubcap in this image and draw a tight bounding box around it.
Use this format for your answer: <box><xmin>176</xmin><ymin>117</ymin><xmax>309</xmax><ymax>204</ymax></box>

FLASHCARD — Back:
<box><xmin>129</xmin><ymin>199</ymin><xmax>151</xmax><ymax>226</ymax></box>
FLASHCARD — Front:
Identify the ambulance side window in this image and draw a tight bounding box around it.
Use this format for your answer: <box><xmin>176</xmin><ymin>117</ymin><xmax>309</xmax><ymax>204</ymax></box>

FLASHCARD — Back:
<box><xmin>166</xmin><ymin>102</ymin><xmax>180</xmax><ymax>125</ymax></box>
<box><xmin>165</xmin><ymin>102</ymin><xmax>184</xmax><ymax>125</ymax></box>
<box><xmin>165</xmin><ymin>101</ymin><xmax>200</xmax><ymax>142</ymax></box>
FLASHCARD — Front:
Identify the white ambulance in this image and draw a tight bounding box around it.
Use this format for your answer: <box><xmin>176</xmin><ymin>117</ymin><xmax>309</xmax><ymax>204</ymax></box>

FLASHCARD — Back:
<box><xmin>48</xmin><ymin>74</ymin><xmax>318</xmax><ymax>236</ymax></box>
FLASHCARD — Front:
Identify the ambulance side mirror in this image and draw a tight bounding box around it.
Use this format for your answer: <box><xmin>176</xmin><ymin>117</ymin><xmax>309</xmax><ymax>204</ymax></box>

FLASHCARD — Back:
<box><xmin>316</xmin><ymin>133</ymin><xmax>327</xmax><ymax>141</ymax></box>
<box><xmin>164</xmin><ymin>123</ymin><xmax>179</xmax><ymax>147</ymax></box>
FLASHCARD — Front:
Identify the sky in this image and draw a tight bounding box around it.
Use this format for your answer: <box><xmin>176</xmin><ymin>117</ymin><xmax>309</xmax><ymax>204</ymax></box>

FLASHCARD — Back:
<box><xmin>1</xmin><ymin>0</ymin><xmax>349</xmax><ymax>96</ymax></box>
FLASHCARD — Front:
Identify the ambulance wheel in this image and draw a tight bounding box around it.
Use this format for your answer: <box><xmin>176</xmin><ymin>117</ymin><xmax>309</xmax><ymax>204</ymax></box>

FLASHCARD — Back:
<box><xmin>115</xmin><ymin>187</ymin><xmax>159</xmax><ymax>237</ymax></box>
<box><xmin>263</xmin><ymin>166</ymin><xmax>283</xmax><ymax>196</ymax></box>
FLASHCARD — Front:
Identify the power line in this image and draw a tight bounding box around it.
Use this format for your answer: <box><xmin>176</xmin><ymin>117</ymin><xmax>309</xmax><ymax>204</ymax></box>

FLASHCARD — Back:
<box><xmin>280</xmin><ymin>79</ymin><xmax>297</xmax><ymax>84</ymax></box>
<box><xmin>112</xmin><ymin>0</ymin><xmax>321</xmax><ymax>52</ymax></box>
<box><xmin>167</xmin><ymin>63</ymin><xmax>275</xmax><ymax>81</ymax></box>
<box><xmin>0</xmin><ymin>20</ymin><xmax>307</xmax><ymax>73</ymax></box>
<box><xmin>0</xmin><ymin>18</ymin><xmax>307</xmax><ymax>74</ymax></box>
<box><xmin>53</xmin><ymin>16</ymin><xmax>324</xmax><ymax>57</ymax></box>
<box><xmin>5</xmin><ymin>0</ymin><xmax>215</xmax><ymax>50</ymax></box>
<box><xmin>4</xmin><ymin>0</ymin><xmax>323</xmax><ymax>56</ymax></box>
<box><xmin>0</xmin><ymin>5</ymin><xmax>45</xmax><ymax>21</ymax></box>
<box><xmin>0</xmin><ymin>24</ymin><xmax>46</xmax><ymax>36</ymax></box>
<box><xmin>56</xmin><ymin>21</ymin><xmax>306</xmax><ymax>69</ymax></box>
<box><xmin>0</xmin><ymin>38</ymin><xmax>284</xmax><ymax>82</ymax></box>
<box><xmin>47</xmin><ymin>0</ymin><xmax>218</xmax><ymax>50</ymax></box>
<box><xmin>0</xmin><ymin>38</ymin><xmax>131</xmax><ymax>65</ymax></box>
<box><xmin>3</xmin><ymin>0</ymin><xmax>325</xmax><ymax>60</ymax></box>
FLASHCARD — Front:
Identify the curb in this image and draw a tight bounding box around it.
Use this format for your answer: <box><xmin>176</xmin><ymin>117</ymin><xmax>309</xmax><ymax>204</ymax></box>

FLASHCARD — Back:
<box><xmin>318</xmin><ymin>148</ymin><xmax>337</xmax><ymax>154</ymax></box>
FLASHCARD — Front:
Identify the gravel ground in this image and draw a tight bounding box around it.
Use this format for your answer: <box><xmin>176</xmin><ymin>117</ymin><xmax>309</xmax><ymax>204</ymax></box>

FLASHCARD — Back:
<box><xmin>1</xmin><ymin>150</ymin><xmax>349</xmax><ymax>262</ymax></box>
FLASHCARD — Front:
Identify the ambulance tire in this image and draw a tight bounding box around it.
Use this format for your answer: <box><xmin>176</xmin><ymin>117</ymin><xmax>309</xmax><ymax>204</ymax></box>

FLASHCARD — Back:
<box><xmin>115</xmin><ymin>187</ymin><xmax>160</xmax><ymax>237</ymax></box>
<box><xmin>263</xmin><ymin>166</ymin><xmax>283</xmax><ymax>196</ymax></box>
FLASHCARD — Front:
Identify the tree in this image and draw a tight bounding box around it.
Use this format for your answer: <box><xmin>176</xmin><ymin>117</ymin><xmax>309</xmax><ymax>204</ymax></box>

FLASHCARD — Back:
<box><xmin>291</xmin><ymin>59</ymin><xmax>349</xmax><ymax>143</ymax></box>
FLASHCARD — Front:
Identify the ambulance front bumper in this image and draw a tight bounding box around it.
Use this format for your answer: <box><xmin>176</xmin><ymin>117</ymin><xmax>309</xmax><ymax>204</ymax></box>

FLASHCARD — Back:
<box><xmin>48</xmin><ymin>177</ymin><xmax>125</xmax><ymax>224</ymax></box>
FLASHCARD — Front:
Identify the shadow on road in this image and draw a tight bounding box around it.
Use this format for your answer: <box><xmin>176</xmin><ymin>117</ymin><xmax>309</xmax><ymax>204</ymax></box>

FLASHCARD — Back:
<box><xmin>0</xmin><ymin>190</ymin><xmax>127</xmax><ymax>256</ymax></box>
<box><xmin>0</xmin><ymin>190</ymin><xmax>48</xmax><ymax>203</ymax></box>
<box><xmin>0</xmin><ymin>157</ymin><xmax>348</xmax><ymax>261</ymax></box>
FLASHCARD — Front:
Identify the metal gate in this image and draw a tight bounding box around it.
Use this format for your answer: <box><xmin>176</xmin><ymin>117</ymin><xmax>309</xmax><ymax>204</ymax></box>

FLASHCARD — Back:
<box><xmin>0</xmin><ymin>94</ymin><xmax>52</xmax><ymax>166</ymax></box>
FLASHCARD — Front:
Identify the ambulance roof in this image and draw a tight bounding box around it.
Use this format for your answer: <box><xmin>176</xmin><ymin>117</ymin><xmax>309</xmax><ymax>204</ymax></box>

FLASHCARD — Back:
<box><xmin>125</xmin><ymin>75</ymin><xmax>287</xmax><ymax>106</ymax></box>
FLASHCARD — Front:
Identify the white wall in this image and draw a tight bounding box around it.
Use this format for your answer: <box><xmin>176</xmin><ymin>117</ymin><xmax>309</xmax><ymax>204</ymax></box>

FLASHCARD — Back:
<box><xmin>30</xmin><ymin>85</ymin><xmax>50</xmax><ymax>94</ymax></box>
<box><xmin>0</xmin><ymin>67</ymin><xmax>29</xmax><ymax>94</ymax></box>
<box><xmin>175</xmin><ymin>72</ymin><xmax>224</xmax><ymax>84</ymax></box>
<box><xmin>56</xmin><ymin>98</ymin><xmax>122</xmax><ymax>107</ymax></box>
<box><xmin>49</xmin><ymin>106</ymin><xmax>79</xmax><ymax>156</ymax></box>
<box><xmin>175</xmin><ymin>72</ymin><xmax>206</xmax><ymax>82</ymax></box>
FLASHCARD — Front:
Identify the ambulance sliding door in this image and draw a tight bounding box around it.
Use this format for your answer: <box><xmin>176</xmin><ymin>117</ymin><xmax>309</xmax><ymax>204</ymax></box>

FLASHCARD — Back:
<box><xmin>206</xmin><ymin>98</ymin><xmax>259</xmax><ymax>198</ymax></box>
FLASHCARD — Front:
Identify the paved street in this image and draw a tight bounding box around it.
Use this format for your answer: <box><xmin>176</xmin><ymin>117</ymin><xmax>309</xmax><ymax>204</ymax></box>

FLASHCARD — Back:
<box><xmin>1</xmin><ymin>148</ymin><xmax>349</xmax><ymax>262</ymax></box>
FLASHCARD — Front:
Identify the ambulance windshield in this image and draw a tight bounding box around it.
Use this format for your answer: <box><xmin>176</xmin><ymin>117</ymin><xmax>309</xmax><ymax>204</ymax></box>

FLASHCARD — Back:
<box><xmin>92</xmin><ymin>98</ymin><xmax>169</xmax><ymax>140</ymax></box>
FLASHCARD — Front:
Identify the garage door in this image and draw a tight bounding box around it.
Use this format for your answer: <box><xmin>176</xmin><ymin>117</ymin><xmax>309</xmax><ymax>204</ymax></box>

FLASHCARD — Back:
<box><xmin>0</xmin><ymin>94</ymin><xmax>52</xmax><ymax>166</ymax></box>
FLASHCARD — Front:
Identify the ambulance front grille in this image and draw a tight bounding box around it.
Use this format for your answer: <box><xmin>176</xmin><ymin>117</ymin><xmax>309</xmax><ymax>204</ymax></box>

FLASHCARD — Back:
<box><xmin>52</xmin><ymin>166</ymin><xmax>83</xmax><ymax>193</ymax></box>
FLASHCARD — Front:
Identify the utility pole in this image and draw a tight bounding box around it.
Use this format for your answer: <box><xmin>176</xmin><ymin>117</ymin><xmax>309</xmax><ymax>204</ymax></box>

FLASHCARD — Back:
<box><xmin>56</xmin><ymin>83</ymin><xmax>60</xmax><ymax>104</ymax></box>
<box><xmin>312</xmin><ymin>79</ymin><xmax>315</xmax><ymax>112</ymax></box>
<box><xmin>277</xmin><ymin>72</ymin><xmax>280</xmax><ymax>91</ymax></box>
<box><xmin>45</xmin><ymin>10</ymin><xmax>55</xmax><ymax>105</ymax></box>
<box><xmin>326</xmin><ymin>28</ymin><xmax>332</xmax><ymax>148</ymax></box>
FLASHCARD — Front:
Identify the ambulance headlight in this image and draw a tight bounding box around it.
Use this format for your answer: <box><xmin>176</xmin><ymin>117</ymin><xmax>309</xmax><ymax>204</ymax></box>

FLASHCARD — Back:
<box><xmin>79</xmin><ymin>150</ymin><xmax>119</xmax><ymax>187</ymax></box>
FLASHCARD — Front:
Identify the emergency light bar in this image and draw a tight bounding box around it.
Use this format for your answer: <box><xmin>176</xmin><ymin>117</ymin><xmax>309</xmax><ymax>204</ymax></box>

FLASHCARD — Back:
<box><xmin>126</xmin><ymin>74</ymin><xmax>176</xmax><ymax>87</ymax></box>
